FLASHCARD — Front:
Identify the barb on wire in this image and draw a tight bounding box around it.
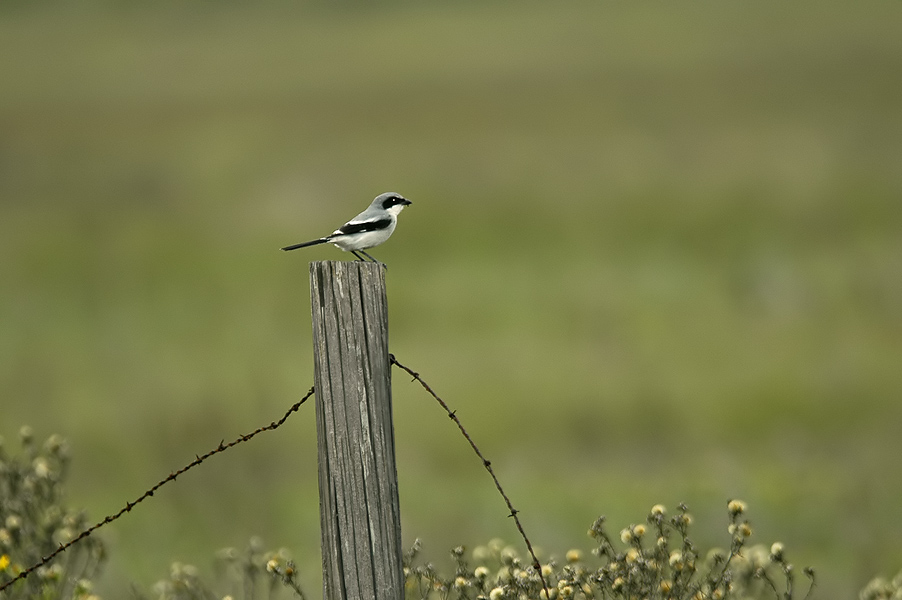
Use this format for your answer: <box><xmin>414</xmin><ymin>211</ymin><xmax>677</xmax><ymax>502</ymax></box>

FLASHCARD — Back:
<box><xmin>389</xmin><ymin>354</ymin><xmax>551</xmax><ymax>600</ymax></box>
<box><xmin>0</xmin><ymin>387</ymin><xmax>315</xmax><ymax>594</ymax></box>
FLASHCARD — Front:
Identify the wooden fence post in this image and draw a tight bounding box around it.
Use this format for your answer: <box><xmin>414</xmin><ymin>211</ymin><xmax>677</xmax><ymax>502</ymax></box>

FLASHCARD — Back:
<box><xmin>309</xmin><ymin>261</ymin><xmax>404</xmax><ymax>600</ymax></box>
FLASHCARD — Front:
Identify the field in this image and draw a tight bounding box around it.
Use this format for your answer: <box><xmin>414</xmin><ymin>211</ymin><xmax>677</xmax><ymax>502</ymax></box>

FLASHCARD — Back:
<box><xmin>1</xmin><ymin>1</ymin><xmax>901</xmax><ymax>598</ymax></box>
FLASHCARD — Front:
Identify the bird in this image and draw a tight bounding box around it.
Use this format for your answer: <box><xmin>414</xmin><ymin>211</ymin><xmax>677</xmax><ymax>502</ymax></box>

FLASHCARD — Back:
<box><xmin>281</xmin><ymin>192</ymin><xmax>412</xmax><ymax>264</ymax></box>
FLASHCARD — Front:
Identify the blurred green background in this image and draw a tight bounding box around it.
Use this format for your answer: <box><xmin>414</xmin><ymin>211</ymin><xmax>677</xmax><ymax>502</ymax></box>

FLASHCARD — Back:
<box><xmin>2</xmin><ymin>1</ymin><xmax>901</xmax><ymax>598</ymax></box>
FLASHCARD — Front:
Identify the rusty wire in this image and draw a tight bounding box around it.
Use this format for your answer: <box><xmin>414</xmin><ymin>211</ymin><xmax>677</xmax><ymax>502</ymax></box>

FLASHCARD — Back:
<box><xmin>390</xmin><ymin>354</ymin><xmax>552</xmax><ymax>600</ymax></box>
<box><xmin>5</xmin><ymin>356</ymin><xmax>551</xmax><ymax>599</ymax></box>
<box><xmin>0</xmin><ymin>387</ymin><xmax>315</xmax><ymax>594</ymax></box>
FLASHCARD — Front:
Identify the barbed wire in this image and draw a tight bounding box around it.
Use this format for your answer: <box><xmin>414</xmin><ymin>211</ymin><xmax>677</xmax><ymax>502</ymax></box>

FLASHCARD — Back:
<box><xmin>4</xmin><ymin>357</ymin><xmax>551</xmax><ymax>599</ymax></box>
<box><xmin>0</xmin><ymin>387</ymin><xmax>315</xmax><ymax>594</ymax></box>
<box><xmin>390</xmin><ymin>354</ymin><xmax>552</xmax><ymax>600</ymax></box>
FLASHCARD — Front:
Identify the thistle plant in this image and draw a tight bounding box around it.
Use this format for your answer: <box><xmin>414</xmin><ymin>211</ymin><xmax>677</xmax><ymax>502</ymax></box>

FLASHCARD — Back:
<box><xmin>9</xmin><ymin>425</ymin><xmax>902</xmax><ymax>599</ymax></box>
<box><xmin>0</xmin><ymin>427</ymin><xmax>105</xmax><ymax>600</ymax></box>
<box><xmin>127</xmin><ymin>537</ymin><xmax>306</xmax><ymax>600</ymax></box>
<box><xmin>403</xmin><ymin>501</ymin><xmax>814</xmax><ymax>600</ymax></box>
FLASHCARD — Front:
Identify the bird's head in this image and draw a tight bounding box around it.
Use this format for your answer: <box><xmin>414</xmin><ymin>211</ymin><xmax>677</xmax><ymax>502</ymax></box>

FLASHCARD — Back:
<box><xmin>375</xmin><ymin>192</ymin><xmax>411</xmax><ymax>216</ymax></box>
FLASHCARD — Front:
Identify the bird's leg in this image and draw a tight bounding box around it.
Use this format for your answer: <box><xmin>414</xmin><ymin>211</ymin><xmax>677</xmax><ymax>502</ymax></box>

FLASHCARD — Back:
<box><xmin>358</xmin><ymin>250</ymin><xmax>386</xmax><ymax>268</ymax></box>
<box><xmin>350</xmin><ymin>251</ymin><xmax>367</xmax><ymax>262</ymax></box>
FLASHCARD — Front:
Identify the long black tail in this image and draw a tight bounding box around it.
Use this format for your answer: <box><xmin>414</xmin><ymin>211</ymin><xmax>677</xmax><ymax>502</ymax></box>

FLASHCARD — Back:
<box><xmin>281</xmin><ymin>238</ymin><xmax>330</xmax><ymax>251</ymax></box>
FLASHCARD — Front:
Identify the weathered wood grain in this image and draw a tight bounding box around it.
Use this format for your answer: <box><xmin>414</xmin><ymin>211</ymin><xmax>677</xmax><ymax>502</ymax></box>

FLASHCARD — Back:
<box><xmin>309</xmin><ymin>261</ymin><xmax>403</xmax><ymax>600</ymax></box>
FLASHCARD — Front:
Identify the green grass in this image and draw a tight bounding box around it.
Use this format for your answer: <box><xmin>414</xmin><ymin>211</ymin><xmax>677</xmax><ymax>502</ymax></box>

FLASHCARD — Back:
<box><xmin>1</xmin><ymin>1</ymin><xmax>901</xmax><ymax>598</ymax></box>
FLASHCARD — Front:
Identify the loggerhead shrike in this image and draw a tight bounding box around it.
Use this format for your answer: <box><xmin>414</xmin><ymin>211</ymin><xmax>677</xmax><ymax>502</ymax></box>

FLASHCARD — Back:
<box><xmin>281</xmin><ymin>192</ymin><xmax>412</xmax><ymax>264</ymax></box>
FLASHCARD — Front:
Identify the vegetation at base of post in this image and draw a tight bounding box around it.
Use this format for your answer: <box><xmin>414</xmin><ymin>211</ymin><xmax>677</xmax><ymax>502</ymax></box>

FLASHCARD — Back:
<box><xmin>0</xmin><ymin>427</ymin><xmax>105</xmax><ymax>600</ymax></box>
<box><xmin>4</xmin><ymin>429</ymin><xmax>902</xmax><ymax>600</ymax></box>
<box><xmin>403</xmin><ymin>502</ymin><xmax>806</xmax><ymax>600</ymax></box>
<box><xmin>132</xmin><ymin>538</ymin><xmax>307</xmax><ymax>600</ymax></box>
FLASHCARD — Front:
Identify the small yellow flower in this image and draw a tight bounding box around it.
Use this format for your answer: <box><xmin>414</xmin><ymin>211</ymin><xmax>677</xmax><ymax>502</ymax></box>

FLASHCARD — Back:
<box><xmin>651</xmin><ymin>504</ymin><xmax>666</xmax><ymax>516</ymax></box>
<box><xmin>619</xmin><ymin>528</ymin><xmax>632</xmax><ymax>544</ymax></box>
<box><xmin>770</xmin><ymin>542</ymin><xmax>785</xmax><ymax>561</ymax></box>
<box><xmin>565</xmin><ymin>549</ymin><xmax>582</xmax><ymax>563</ymax></box>
<box><xmin>44</xmin><ymin>434</ymin><xmax>67</xmax><ymax>454</ymax></box>
<box><xmin>660</xmin><ymin>579</ymin><xmax>673</xmax><ymax>593</ymax></box>
<box><xmin>454</xmin><ymin>576</ymin><xmax>469</xmax><ymax>589</ymax></box>
<box><xmin>739</xmin><ymin>523</ymin><xmax>752</xmax><ymax>538</ymax></box>
<box><xmin>0</xmin><ymin>554</ymin><xmax>10</xmax><ymax>571</ymax></box>
<box><xmin>541</xmin><ymin>564</ymin><xmax>553</xmax><ymax>577</ymax></box>
<box><xmin>626</xmin><ymin>548</ymin><xmax>640</xmax><ymax>564</ymax></box>
<box><xmin>33</xmin><ymin>457</ymin><xmax>51</xmax><ymax>478</ymax></box>
<box><xmin>265</xmin><ymin>559</ymin><xmax>279</xmax><ymax>573</ymax></box>
<box><xmin>474</xmin><ymin>566</ymin><xmax>490</xmax><ymax>579</ymax></box>
<box><xmin>727</xmin><ymin>499</ymin><xmax>747</xmax><ymax>516</ymax></box>
<box><xmin>633</xmin><ymin>524</ymin><xmax>646</xmax><ymax>538</ymax></box>
<box><xmin>489</xmin><ymin>586</ymin><xmax>505</xmax><ymax>600</ymax></box>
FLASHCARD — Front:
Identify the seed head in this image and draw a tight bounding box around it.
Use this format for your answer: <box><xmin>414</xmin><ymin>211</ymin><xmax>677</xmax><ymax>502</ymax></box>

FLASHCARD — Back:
<box><xmin>727</xmin><ymin>499</ymin><xmax>747</xmax><ymax>516</ymax></box>
<box><xmin>770</xmin><ymin>542</ymin><xmax>785</xmax><ymax>561</ymax></box>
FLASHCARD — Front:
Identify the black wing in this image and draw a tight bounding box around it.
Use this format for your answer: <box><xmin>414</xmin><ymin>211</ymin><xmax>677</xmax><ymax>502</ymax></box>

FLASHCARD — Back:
<box><xmin>337</xmin><ymin>218</ymin><xmax>392</xmax><ymax>236</ymax></box>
